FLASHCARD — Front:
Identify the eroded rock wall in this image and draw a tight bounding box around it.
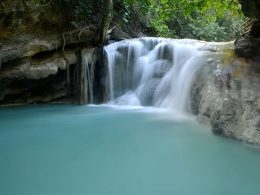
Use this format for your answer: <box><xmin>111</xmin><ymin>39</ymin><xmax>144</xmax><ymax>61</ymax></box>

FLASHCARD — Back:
<box><xmin>0</xmin><ymin>0</ymin><xmax>108</xmax><ymax>106</ymax></box>
<box><xmin>192</xmin><ymin>46</ymin><xmax>260</xmax><ymax>145</ymax></box>
<box><xmin>235</xmin><ymin>0</ymin><xmax>260</xmax><ymax>73</ymax></box>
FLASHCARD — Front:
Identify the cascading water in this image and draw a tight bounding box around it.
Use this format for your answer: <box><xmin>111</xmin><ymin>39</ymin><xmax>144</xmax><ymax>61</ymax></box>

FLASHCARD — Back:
<box><xmin>84</xmin><ymin>56</ymin><xmax>93</xmax><ymax>103</ymax></box>
<box><xmin>82</xmin><ymin>53</ymin><xmax>94</xmax><ymax>104</ymax></box>
<box><xmin>105</xmin><ymin>37</ymin><xmax>229</xmax><ymax>113</ymax></box>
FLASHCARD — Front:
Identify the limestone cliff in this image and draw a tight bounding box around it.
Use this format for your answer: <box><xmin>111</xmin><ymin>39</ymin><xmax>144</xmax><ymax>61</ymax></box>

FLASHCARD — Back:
<box><xmin>0</xmin><ymin>0</ymin><xmax>108</xmax><ymax>105</ymax></box>
<box><xmin>191</xmin><ymin>50</ymin><xmax>260</xmax><ymax>145</ymax></box>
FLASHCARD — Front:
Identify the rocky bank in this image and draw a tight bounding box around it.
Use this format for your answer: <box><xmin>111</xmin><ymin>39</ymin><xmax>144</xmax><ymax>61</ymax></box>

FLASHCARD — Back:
<box><xmin>191</xmin><ymin>49</ymin><xmax>260</xmax><ymax>145</ymax></box>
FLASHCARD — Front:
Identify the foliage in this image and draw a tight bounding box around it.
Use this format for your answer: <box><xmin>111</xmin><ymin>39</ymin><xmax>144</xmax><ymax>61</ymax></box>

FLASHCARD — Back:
<box><xmin>30</xmin><ymin>0</ymin><xmax>104</xmax><ymax>26</ymax></box>
<box><xmin>29</xmin><ymin>0</ymin><xmax>246</xmax><ymax>41</ymax></box>
<box><xmin>60</xmin><ymin>0</ymin><xmax>103</xmax><ymax>23</ymax></box>
<box><xmin>115</xmin><ymin>0</ymin><xmax>246</xmax><ymax>41</ymax></box>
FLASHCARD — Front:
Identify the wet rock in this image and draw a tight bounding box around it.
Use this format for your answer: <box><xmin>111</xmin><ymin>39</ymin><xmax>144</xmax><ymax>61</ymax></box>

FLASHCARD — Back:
<box><xmin>137</xmin><ymin>79</ymin><xmax>161</xmax><ymax>106</ymax></box>
<box><xmin>206</xmin><ymin>58</ymin><xmax>214</xmax><ymax>64</ymax></box>
<box><xmin>153</xmin><ymin>60</ymin><xmax>172</xmax><ymax>78</ymax></box>
<box><xmin>193</xmin><ymin>60</ymin><xmax>260</xmax><ymax>145</ymax></box>
<box><xmin>190</xmin><ymin>78</ymin><xmax>204</xmax><ymax>115</ymax></box>
<box><xmin>234</xmin><ymin>37</ymin><xmax>260</xmax><ymax>58</ymax></box>
<box><xmin>0</xmin><ymin>50</ymin><xmax>76</xmax><ymax>80</ymax></box>
<box><xmin>211</xmin><ymin>111</ymin><xmax>224</xmax><ymax>135</ymax></box>
<box><xmin>235</xmin><ymin>37</ymin><xmax>254</xmax><ymax>58</ymax></box>
<box><xmin>0</xmin><ymin>35</ymin><xmax>61</xmax><ymax>63</ymax></box>
<box><xmin>189</xmin><ymin>50</ymin><xmax>260</xmax><ymax>145</ymax></box>
<box><xmin>255</xmin><ymin>120</ymin><xmax>260</xmax><ymax>130</ymax></box>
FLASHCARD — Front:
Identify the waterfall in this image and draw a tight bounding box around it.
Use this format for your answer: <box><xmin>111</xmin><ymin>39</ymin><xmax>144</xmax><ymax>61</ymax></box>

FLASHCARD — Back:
<box><xmin>105</xmin><ymin>37</ymin><xmax>228</xmax><ymax>113</ymax></box>
<box><xmin>84</xmin><ymin>55</ymin><xmax>93</xmax><ymax>103</ymax></box>
<box><xmin>84</xmin><ymin>56</ymin><xmax>93</xmax><ymax>103</ymax></box>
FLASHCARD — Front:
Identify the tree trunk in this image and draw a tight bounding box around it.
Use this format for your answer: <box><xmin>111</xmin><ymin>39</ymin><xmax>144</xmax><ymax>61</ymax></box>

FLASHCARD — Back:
<box><xmin>97</xmin><ymin>0</ymin><xmax>113</xmax><ymax>44</ymax></box>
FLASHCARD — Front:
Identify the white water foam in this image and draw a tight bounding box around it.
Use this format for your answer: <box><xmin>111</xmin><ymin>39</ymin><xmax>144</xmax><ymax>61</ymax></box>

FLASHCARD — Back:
<box><xmin>105</xmin><ymin>37</ymin><xmax>228</xmax><ymax>114</ymax></box>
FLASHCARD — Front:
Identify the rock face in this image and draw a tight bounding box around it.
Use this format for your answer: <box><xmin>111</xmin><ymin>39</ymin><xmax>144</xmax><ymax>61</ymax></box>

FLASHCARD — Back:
<box><xmin>191</xmin><ymin>49</ymin><xmax>260</xmax><ymax>145</ymax></box>
<box><xmin>238</xmin><ymin>0</ymin><xmax>260</xmax><ymax>19</ymax></box>
<box><xmin>198</xmin><ymin>76</ymin><xmax>260</xmax><ymax>145</ymax></box>
<box><xmin>235</xmin><ymin>0</ymin><xmax>260</xmax><ymax>73</ymax></box>
<box><xmin>0</xmin><ymin>0</ymin><xmax>108</xmax><ymax>105</ymax></box>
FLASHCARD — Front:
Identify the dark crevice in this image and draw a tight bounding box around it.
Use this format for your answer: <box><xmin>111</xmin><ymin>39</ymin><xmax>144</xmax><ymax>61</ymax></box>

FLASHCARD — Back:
<box><xmin>68</xmin><ymin>63</ymin><xmax>76</xmax><ymax>96</ymax></box>
<box><xmin>93</xmin><ymin>47</ymin><xmax>108</xmax><ymax>103</ymax></box>
<box><xmin>73</xmin><ymin>47</ymin><xmax>86</xmax><ymax>104</ymax></box>
<box><xmin>0</xmin><ymin>58</ymin><xmax>24</xmax><ymax>71</ymax></box>
<box><xmin>31</xmin><ymin>50</ymin><xmax>56</xmax><ymax>61</ymax></box>
<box><xmin>0</xmin><ymin>68</ymin><xmax>68</xmax><ymax>105</ymax></box>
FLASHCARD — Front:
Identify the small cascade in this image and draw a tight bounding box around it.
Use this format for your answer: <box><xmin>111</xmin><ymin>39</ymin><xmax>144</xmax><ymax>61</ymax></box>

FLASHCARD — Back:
<box><xmin>74</xmin><ymin>48</ymin><xmax>95</xmax><ymax>105</ymax></box>
<box><xmin>105</xmin><ymin>37</ymin><xmax>228</xmax><ymax>113</ymax></box>
<box><xmin>84</xmin><ymin>56</ymin><xmax>94</xmax><ymax>103</ymax></box>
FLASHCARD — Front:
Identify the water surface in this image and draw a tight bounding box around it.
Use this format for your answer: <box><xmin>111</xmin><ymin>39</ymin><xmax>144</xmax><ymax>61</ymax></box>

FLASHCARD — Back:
<box><xmin>0</xmin><ymin>104</ymin><xmax>260</xmax><ymax>195</ymax></box>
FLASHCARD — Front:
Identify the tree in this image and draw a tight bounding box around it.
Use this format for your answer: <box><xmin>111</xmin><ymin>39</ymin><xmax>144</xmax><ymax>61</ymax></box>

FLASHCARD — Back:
<box><xmin>98</xmin><ymin>0</ymin><xmax>113</xmax><ymax>44</ymax></box>
<box><xmin>115</xmin><ymin>0</ymin><xmax>245</xmax><ymax>41</ymax></box>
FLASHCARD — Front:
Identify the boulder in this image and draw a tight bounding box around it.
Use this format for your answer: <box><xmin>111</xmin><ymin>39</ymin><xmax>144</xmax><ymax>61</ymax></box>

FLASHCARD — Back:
<box><xmin>193</xmin><ymin>55</ymin><xmax>260</xmax><ymax>145</ymax></box>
